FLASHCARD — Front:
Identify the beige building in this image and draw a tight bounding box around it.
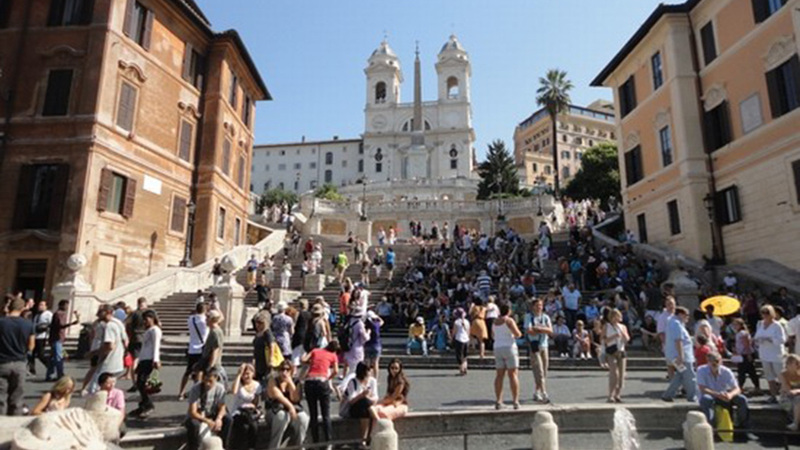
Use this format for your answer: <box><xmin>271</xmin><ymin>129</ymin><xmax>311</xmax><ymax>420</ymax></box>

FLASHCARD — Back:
<box><xmin>513</xmin><ymin>100</ymin><xmax>616</xmax><ymax>189</ymax></box>
<box><xmin>592</xmin><ymin>0</ymin><xmax>800</xmax><ymax>270</ymax></box>
<box><xmin>0</xmin><ymin>0</ymin><xmax>270</xmax><ymax>299</ymax></box>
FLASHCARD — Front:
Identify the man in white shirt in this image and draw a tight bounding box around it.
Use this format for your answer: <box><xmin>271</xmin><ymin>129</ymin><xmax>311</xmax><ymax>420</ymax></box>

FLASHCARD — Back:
<box><xmin>90</xmin><ymin>305</ymin><xmax>127</xmax><ymax>394</ymax></box>
<box><xmin>561</xmin><ymin>283</ymin><xmax>582</xmax><ymax>330</ymax></box>
<box><xmin>723</xmin><ymin>271</ymin><xmax>738</xmax><ymax>292</ymax></box>
<box><xmin>28</xmin><ymin>300</ymin><xmax>52</xmax><ymax>376</ymax></box>
<box><xmin>179</xmin><ymin>302</ymin><xmax>209</xmax><ymax>400</ymax></box>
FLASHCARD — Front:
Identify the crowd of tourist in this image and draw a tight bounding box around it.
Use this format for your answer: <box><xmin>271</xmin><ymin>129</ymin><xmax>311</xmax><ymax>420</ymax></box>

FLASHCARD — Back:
<box><xmin>3</xmin><ymin>196</ymin><xmax>800</xmax><ymax>448</ymax></box>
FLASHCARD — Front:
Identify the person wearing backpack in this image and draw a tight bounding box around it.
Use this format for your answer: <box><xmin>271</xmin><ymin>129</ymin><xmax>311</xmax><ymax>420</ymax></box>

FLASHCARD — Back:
<box><xmin>341</xmin><ymin>302</ymin><xmax>371</xmax><ymax>381</ymax></box>
<box><xmin>364</xmin><ymin>310</ymin><xmax>384</xmax><ymax>379</ymax></box>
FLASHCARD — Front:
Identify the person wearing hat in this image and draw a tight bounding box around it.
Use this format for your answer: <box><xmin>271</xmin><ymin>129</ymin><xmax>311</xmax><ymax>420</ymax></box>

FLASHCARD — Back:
<box><xmin>406</xmin><ymin>317</ymin><xmax>428</xmax><ymax>357</ymax></box>
<box><xmin>342</xmin><ymin>301</ymin><xmax>371</xmax><ymax>380</ymax></box>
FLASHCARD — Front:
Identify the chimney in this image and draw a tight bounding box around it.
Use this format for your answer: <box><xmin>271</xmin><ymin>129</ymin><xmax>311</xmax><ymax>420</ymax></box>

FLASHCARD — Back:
<box><xmin>333</xmin><ymin>135</ymin><xmax>339</xmax><ymax>141</ymax></box>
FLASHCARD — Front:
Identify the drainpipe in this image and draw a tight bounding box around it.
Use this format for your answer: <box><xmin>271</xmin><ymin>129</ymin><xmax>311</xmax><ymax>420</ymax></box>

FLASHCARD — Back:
<box><xmin>687</xmin><ymin>13</ymin><xmax>726</xmax><ymax>273</ymax></box>
<box><xmin>0</xmin><ymin>0</ymin><xmax>34</xmax><ymax>175</ymax></box>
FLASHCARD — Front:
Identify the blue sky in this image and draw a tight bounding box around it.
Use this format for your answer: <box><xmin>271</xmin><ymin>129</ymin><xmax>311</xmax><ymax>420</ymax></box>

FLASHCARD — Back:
<box><xmin>198</xmin><ymin>1</ymin><xmax>671</xmax><ymax>159</ymax></box>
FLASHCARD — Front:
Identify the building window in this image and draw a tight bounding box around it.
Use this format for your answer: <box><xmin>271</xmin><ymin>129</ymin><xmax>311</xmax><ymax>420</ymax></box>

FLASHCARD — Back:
<box><xmin>263</xmin><ymin>181</ymin><xmax>271</xmax><ymax>191</ymax></box>
<box><xmin>544</xmin><ymin>165</ymin><xmax>551</xmax><ymax>175</ymax></box>
<box><xmin>229</xmin><ymin>71</ymin><xmax>238</xmax><ymax>108</ymax></box>
<box><xmin>792</xmin><ymin>159</ymin><xmax>800</xmax><ymax>204</ymax></box>
<box><xmin>216</xmin><ymin>207</ymin><xmax>225</xmax><ymax>240</ymax></box>
<box><xmin>358</xmin><ymin>159</ymin><xmax>364</xmax><ymax>173</ymax></box>
<box><xmin>221</xmin><ymin>139</ymin><xmax>232</xmax><ymax>175</ymax></box>
<box><xmin>0</xmin><ymin>0</ymin><xmax>11</xmax><ymax>28</ymax></box>
<box><xmin>170</xmin><ymin>196</ymin><xmax>187</xmax><ymax>233</ymax></box>
<box><xmin>278</xmin><ymin>163</ymin><xmax>286</xmax><ymax>170</ymax></box>
<box><xmin>325</xmin><ymin>152</ymin><xmax>333</xmax><ymax>165</ymax></box>
<box><xmin>576</xmin><ymin>152</ymin><xmax>582</xmax><ymax>160</ymax></box>
<box><xmin>42</xmin><ymin>69</ymin><xmax>73</xmax><ymax>117</ymax></box>
<box><xmin>342</xmin><ymin>160</ymin><xmax>348</xmax><ymax>168</ymax></box>
<box><xmin>752</xmin><ymin>0</ymin><xmax>787</xmax><ymax>23</ymax></box>
<box><xmin>651</xmin><ymin>52</ymin><xmax>664</xmax><ymax>90</ymax></box>
<box><xmin>123</xmin><ymin>1</ymin><xmax>154</xmax><ymax>50</ymax></box>
<box><xmin>243</xmin><ymin>96</ymin><xmax>252</xmax><ymax>128</ymax></box>
<box><xmin>619</xmin><ymin>75</ymin><xmax>637</xmax><ymax>117</ymax></box>
<box><xmin>97</xmin><ymin>168</ymin><xmax>136</xmax><ymax>218</ymax></box>
<box><xmin>375</xmin><ymin>82</ymin><xmax>386</xmax><ymax>104</ymax></box>
<box><xmin>533</xmin><ymin>163</ymin><xmax>538</xmax><ymax>173</ymax></box>
<box><xmin>293</xmin><ymin>163</ymin><xmax>301</xmax><ymax>170</ymax></box>
<box><xmin>310</xmin><ymin>180</ymin><xmax>317</xmax><ymax>189</ymax></box>
<box><xmin>716</xmin><ymin>186</ymin><xmax>742</xmax><ymax>225</ymax></box>
<box><xmin>766</xmin><ymin>55</ymin><xmax>800</xmax><ymax>119</ymax></box>
<box><xmin>375</xmin><ymin>163</ymin><xmax>383</xmax><ymax>173</ymax></box>
<box><xmin>561</xmin><ymin>151</ymin><xmax>571</xmax><ymax>160</ymax></box>
<box><xmin>704</xmin><ymin>101</ymin><xmax>732</xmax><ymax>152</ymax></box>
<box><xmin>659</xmin><ymin>125</ymin><xmax>673</xmax><ymax>167</ymax></box>
<box><xmin>48</xmin><ymin>0</ymin><xmax>94</xmax><ymax>26</ymax></box>
<box><xmin>293</xmin><ymin>180</ymin><xmax>299</xmax><ymax>191</ymax></box>
<box><xmin>324</xmin><ymin>170</ymin><xmax>332</xmax><ymax>183</ymax></box>
<box><xmin>182</xmin><ymin>44</ymin><xmax>205</xmax><ymax>90</ymax></box>
<box><xmin>574</xmin><ymin>137</ymin><xmax>583</xmax><ymax>145</ymax></box>
<box><xmin>359</xmin><ymin>143</ymin><xmax>364</xmax><ymax>154</ymax></box>
<box><xmin>280</xmin><ymin>150</ymin><xmax>285</xmax><ymax>156</ymax></box>
<box><xmin>636</xmin><ymin>213</ymin><xmax>648</xmax><ymax>243</ymax></box>
<box><xmin>265</xmin><ymin>164</ymin><xmax>270</xmax><ymax>171</ymax></box>
<box><xmin>624</xmin><ymin>146</ymin><xmax>644</xmax><ymax>186</ymax></box>
<box><xmin>562</xmin><ymin>167</ymin><xmax>570</xmax><ymax>179</ymax></box>
<box><xmin>667</xmin><ymin>200</ymin><xmax>681</xmax><ymax>236</ymax></box>
<box><xmin>562</xmin><ymin>134</ymin><xmax>568</xmax><ymax>142</ymax></box>
<box><xmin>309</xmin><ymin>162</ymin><xmax>317</xmax><ymax>169</ymax></box>
<box><xmin>234</xmin><ymin>218</ymin><xmax>241</xmax><ymax>245</ymax></box>
<box><xmin>236</xmin><ymin>155</ymin><xmax>245</xmax><ymax>188</ymax></box>
<box><xmin>116</xmin><ymin>81</ymin><xmax>138</xmax><ymax>132</ymax></box>
<box><xmin>13</xmin><ymin>164</ymin><xmax>69</xmax><ymax>230</ymax></box>
<box><xmin>278</xmin><ymin>182</ymin><xmax>284</xmax><ymax>190</ymax></box>
<box><xmin>178</xmin><ymin>120</ymin><xmax>194</xmax><ymax>162</ymax></box>
<box><xmin>700</xmin><ymin>21</ymin><xmax>717</xmax><ymax>65</ymax></box>
<box><xmin>450</xmin><ymin>158</ymin><xmax>458</xmax><ymax>170</ymax></box>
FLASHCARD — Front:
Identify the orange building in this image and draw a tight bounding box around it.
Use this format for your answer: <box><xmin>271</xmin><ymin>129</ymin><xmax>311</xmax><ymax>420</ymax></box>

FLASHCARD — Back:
<box><xmin>0</xmin><ymin>0</ymin><xmax>270</xmax><ymax>298</ymax></box>
<box><xmin>513</xmin><ymin>101</ymin><xmax>616</xmax><ymax>189</ymax></box>
<box><xmin>592</xmin><ymin>0</ymin><xmax>800</xmax><ymax>271</ymax></box>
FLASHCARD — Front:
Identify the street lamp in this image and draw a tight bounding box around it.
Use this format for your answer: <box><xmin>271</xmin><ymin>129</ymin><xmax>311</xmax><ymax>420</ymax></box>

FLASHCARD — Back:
<box><xmin>532</xmin><ymin>184</ymin><xmax>544</xmax><ymax>216</ymax></box>
<box><xmin>180</xmin><ymin>201</ymin><xmax>197</xmax><ymax>267</ymax></box>
<box><xmin>702</xmin><ymin>192</ymin><xmax>725</xmax><ymax>265</ymax></box>
<box><xmin>359</xmin><ymin>176</ymin><xmax>368</xmax><ymax>221</ymax></box>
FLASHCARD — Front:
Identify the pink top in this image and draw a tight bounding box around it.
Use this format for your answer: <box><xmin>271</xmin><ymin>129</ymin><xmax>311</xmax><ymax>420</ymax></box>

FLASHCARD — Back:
<box><xmin>106</xmin><ymin>388</ymin><xmax>125</xmax><ymax>412</ymax></box>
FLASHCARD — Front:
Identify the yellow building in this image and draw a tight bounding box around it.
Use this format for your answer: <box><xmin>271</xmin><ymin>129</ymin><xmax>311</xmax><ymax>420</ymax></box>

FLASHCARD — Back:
<box><xmin>592</xmin><ymin>0</ymin><xmax>800</xmax><ymax>270</ymax></box>
<box><xmin>513</xmin><ymin>101</ymin><xmax>616</xmax><ymax>189</ymax></box>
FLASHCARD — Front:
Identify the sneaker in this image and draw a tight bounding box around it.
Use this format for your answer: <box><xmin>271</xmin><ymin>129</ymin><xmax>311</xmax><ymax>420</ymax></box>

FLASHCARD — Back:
<box><xmin>406</xmin><ymin>350</ymin><xmax>411</xmax><ymax>356</ymax></box>
<box><xmin>787</xmin><ymin>423</ymin><xmax>799</xmax><ymax>431</ymax></box>
<box><xmin>495</xmin><ymin>402</ymin><xmax>503</xmax><ymax>410</ymax></box>
<box><xmin>126</xmin><ymin>386</ymin><xmax>138</xmax><ymax>393</ymax></box>
<box><xmin>513</xmin><ymin>402</ymin><xmax>520</xmax><ymax>410</ymax></box>
<box><xmin>533</xmin><ymin>392</ymin><xmax>542</xmax><ymax>402</ymax></box>
<box><xmin>767</xmin><ymin>396</ymin><xmax>778</xmax><ymax>404</ymax></box>
<box><xmin>661</xmin><ymin>397</ymin><xmax>674</xmax><ymax>403</ymax></box>
<box><xmin>540</xmin><ymin>393</ymin><xmax>550</xmax><ymax>404</ymax></box>
<box><xmin>138</xmin><ymin>407</ymin><xmax>154</xmax><ymax>419</ymax></box>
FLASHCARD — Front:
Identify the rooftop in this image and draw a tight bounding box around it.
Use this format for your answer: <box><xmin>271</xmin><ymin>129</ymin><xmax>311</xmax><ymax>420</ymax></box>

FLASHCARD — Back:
<box><xmin>517</xmin><ymin>104</ymin><xmax>615</xmax><ymax>131</ymax></box>
<box><xmin>254</xmin><ymin>137</ymin><xmax>363</xmax><ymax>149</ymax></box>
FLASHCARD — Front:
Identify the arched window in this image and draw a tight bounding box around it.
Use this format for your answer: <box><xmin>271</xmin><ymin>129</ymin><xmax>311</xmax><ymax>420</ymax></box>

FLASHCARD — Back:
<box><xmin>446</xmin><ymin>76</ymin><xmax>459</xmax><ymax>99</ymax></box>
<box><xmin>449</xmin><ymin>145</ymin><xmax>459</xmax><ymax>170</ymax></box>
<box><xmin>375</xmin><ymin>82</ymin><xmax>386</xmax><ymax>104</ymax></box>
<box><xmin>325</xmin><ymin>152</ymin><xmax>333</xmax><ymax>165</ymax></box>
<box><xmin>403</xmin><ymin>119</ymin><xmax>432</xmax><ymax>132</ymax></box>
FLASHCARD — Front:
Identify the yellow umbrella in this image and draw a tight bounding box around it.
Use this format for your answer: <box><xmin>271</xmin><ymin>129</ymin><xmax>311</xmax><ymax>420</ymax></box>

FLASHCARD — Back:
<box><xmin>700</xmin><ymin>295</ymin><xmax>740</xmax><ymax>316</ymax></box>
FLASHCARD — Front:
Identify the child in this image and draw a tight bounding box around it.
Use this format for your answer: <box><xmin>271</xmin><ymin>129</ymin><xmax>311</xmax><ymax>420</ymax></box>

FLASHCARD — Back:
<box><xmin>694</xmin><ymin>334</ymin><xmax>712</xmax><ymax>368</ymax></box>
<box><xmin>573</xmin><ymin>320</ymin><xmax>591</xmax><ymax>359</ymax></box>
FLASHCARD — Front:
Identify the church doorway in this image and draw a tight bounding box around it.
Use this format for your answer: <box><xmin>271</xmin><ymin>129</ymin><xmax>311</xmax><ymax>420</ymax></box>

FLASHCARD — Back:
<box><xmin>14</xmin><ymin>259</ymin><xmax>47</xmax><ymax>300</ymax></box>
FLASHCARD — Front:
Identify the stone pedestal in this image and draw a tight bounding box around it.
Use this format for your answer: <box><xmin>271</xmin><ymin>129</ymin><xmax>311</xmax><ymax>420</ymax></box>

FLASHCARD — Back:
<box><xmin>683</xmin><ymin>411</ymin><xmax>714</xmax><ymax>450</ymax></box>
<box><xmin>371</xmin><ymin>419</ymin><xmax>398</xmax><ymax>450</ymax></box>
<box><xmin>355</xmin><ymin>220</ymin><xmax>373</xmax><ymax>246</ymax></box>
<box><xmin>663</xmin><ymin>268</ymin><xmax>700</xmax><ymax>313</ymax></box>
<box><xmin>52</xmin><ymin>254</ymin><xmax>93</xmax><ymax>338</ymax></box>
<box><xmin>270</xmin><ymin>289</ymin><xmax>302</xmax><ymax>306</ymax></box>
<box><xmin>211</xmin><ymin>283</ymin><xmax>245</xmax><ymax>339</ymax></box>
<box><xmin>243</xmin><ymin>306</ymin><xmax>260</xmax><ymax>334</ymax></box>
<box><xmin>304</xmin><ymin>274</ymin><xmax>328</xmax><ymax>291</ymax></box>
<box><xmin>531</xmin><ymin>411</ymin><xmax>558</xmax><ymax>450</ymax></box>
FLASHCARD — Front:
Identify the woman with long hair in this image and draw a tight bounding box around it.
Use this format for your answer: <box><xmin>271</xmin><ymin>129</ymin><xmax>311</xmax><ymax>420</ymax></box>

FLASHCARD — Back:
<box><xmin>732</xmin><ymin>318</ymin><xmax>760</xmax><ymax>393</ymax></box>
<box><xmin>469</xmin><ymin>298</ymin><xmax>488</xmax><ymax>359</ymax></box>
<box><xmin>372</xmin><ymin>358</ymin><xmax>410</xmax><ymax>420</ymax></box>
<box><xmin>451</xmin><ymin>308</ymin><xmax>470</xmax><ymax>375</ymax></box>
<box><xmin>228</xmin><ymin>363</ymin><xmax>262</xmax><ymax>450</ymax></box>
<box><xmin>604</xmin><ymin>308</ymin><xmax>629</xmax><ymax>403</ymax></box>
<box><xmin>266</xmin><ymin>360</ymin><xmax>309</xmax><ymax>449</ymax></box>
<box><xmin>340</xmin><ymin>362</ymin><xmax>379</xmax><ymax>448</ymax></box>
<box><xmin>493</xmin><ymin>302</ymin><xmax>523</xmax><ymax>410</ymax></box>
<box><xmin>32</xmin><ymin>375</ymin><xmax>74</xmax><ymax>415</ymax></box>
<box><xmin>132</xmin><ymin>309</ymin><xmax>162</xmax><ymax>418</ymax></box>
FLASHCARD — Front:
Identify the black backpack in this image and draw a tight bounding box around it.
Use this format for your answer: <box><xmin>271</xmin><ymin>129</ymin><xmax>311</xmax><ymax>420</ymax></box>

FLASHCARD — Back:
<box><xmin>338</xmin><ymin>317</ymin><xmax>354</xmax><ymax>352</ymax></box>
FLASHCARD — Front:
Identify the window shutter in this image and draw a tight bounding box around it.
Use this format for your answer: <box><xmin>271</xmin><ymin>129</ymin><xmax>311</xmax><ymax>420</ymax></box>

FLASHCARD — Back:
<box><xmin>789</xmin><ymin>55</ymin><xmax>800</xmax><ymax>109</ymax></box>
<box><xmin>752</xmin><ymin>0</ymin><xmax>770</xmax><ymax>23</ymax></box>
<box><xmin>171</xmin><ymin>196</ymin><xmax>186</xmax><ymax>233</ymax></box>
<box><xmin>97</xmin><ymin>168</ymin><xmax>112</xmax><ymax>211</ymax></box>
<box><xmin>792</xmin><ymin>160</ymin><xmax>800</xmax><ymax>204</ymax></box>
<box><xmin>719</xmin><ymin>102</ymin><xmax>732</xmax><ymax>146</ymax></box>
<box><xmin>628</xmin><ymin>77</ymin><xmax>637</xmax><ymax>110</ymax></box>
<box><xmin>122</xmin><ymin>0</ymin><xmax>135</xmax><ymax>37</ymax></box>
<box><xmin>222</xmin><ymin>139</ymin><xmax>231</xmax><ymax>175</ymax></box>
<box><xmin>703</xmin><ymin>109</ymin><xmax>718</xmax><ymax>152</ymax></box>
<box><xmin>179</xmin><ymin>120</ymin><xmax>193</xmax><ymax>161</ymax></box>
<box><xmin>47</xmin><ymin>0</ymin><xmax>64</xmax><ymax>26</ymax></box>
<box><xmin>12</xmin><ymin>165</ymin><xmax>35</xmax><ymax>230</ymax></box>
<box><xmin>43</xmin><ymin>70</ymin><xmax>73</xmax><ymax>116</ymax></box>
<box><xmin>122</xmin><ymin>176</ymin><xmax>136</xmax><ymax>218</ymax></box>
<box><xmin>714</xmin><ymin>190</ymin><xmax>728</xmax><ymax>224</ymax></box>
<box><xmin>48</xmin><ymin>164</ymin><xmax>70</xmax><ymax>230</ymax></box>
<box><xmin>237</xmin><ymin>155</ymin><xmax>245</xmax><ymax>188</ymax></box>
<box><xmin>182</xmin><ymin>43</ymin><xmax>193</xmax><ymax>81</ymax></box>
<box><xmin>141</xmin><ymin>9</ymin><xmax>154</xmax><ymax>50</ymax></box>
<box><xmin>117</xmin><ymin>82</ymin><xmax>136</xmax><ymax>131</ymax></box>
<box><xmin>0</xmin><ymin>0</ymin><xmax>13</xmax><ymax>28</ymax></box>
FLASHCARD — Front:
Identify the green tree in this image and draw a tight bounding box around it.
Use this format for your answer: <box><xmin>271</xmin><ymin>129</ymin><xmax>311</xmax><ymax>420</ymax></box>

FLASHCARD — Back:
<box><xmin>477</xmin><ymin>140</ymin><xmax>520</xmax><ymax>200</ymax></box>
<box><xmin>536</xmin><ymin>69</ymin><xmax>573</xmax><ymax>198</ymax></box>
<box><xmin>314</xmin><ymin>183</ymin><xmax>344</xmax><ymax>202</ymax></box>
<box><xmin>259</xmin><ymin>188</ymin><xmax>298</xmax><ymax>213</ymax></box>
<box><xmin>564</xmin><ymin>142</ymin><xmax>620</xmax><ymax>209</ymax></box>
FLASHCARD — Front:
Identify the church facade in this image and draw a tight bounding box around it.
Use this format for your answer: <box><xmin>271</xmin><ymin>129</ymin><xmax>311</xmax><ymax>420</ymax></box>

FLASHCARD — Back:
<box><xmin>251</xmin><ymin>35</ymin><xmax>477</xmax><ymax>197</ymax></box>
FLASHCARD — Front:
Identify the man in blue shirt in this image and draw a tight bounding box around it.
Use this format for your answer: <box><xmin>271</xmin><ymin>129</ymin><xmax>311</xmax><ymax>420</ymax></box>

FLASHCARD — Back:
<box><xmin>697</xmin><ymin>352</ymin><xmax>749</xmax><ymax>430</ymax></box>
<box><xmin>662</xmin><ymin>307</ymin><xmax>697</xmax><ymax>402</ymax></box>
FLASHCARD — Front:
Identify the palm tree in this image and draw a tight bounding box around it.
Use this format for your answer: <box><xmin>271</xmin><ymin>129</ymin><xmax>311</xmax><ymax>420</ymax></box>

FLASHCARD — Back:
<box><xmin>536</xmin><ymin>69</ymin><xmax>573</xmax><ymax>198</ymax></box>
